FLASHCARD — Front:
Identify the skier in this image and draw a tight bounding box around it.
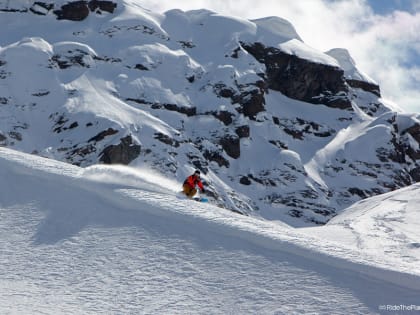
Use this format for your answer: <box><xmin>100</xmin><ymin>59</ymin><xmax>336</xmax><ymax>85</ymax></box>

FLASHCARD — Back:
<box><xmin>183</xmin><ymin>170</ymin><xmax>205</xmax><ymax>198</ymax></box>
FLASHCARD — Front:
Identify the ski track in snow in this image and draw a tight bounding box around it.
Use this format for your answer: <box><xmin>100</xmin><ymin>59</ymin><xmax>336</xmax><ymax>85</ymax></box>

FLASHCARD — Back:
<box><xmin>1</xmin><ymin>148</ymin><xmax>420</xmax><ymax>314</ymax></box>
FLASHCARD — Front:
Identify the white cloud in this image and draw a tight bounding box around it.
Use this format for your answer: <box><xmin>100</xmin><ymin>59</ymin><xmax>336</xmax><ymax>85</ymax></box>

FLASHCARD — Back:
<box><xmin>409</xmin><ymin>0</ymin><xmax>420</xmax><ymax>12</ymax></box>
<box><xmin>351</xmin><ymin>10</ymin><xmax>420</xmax><ymax>112</ymax></box>
<box><xmin>138</xmin><ymin>0</ymin><xmax>420</xmax><ymax>113</ymax></box>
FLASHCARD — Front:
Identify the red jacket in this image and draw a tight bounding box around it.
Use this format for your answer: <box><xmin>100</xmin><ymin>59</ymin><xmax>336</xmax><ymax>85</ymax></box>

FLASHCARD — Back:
<box><xmin>184</xmin><ymin>175</ymin><xmax>204</xmax><ymax>190</ymax></box>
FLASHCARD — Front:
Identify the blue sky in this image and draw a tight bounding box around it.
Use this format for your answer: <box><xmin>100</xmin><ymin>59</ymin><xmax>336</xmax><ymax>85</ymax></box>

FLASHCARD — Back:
<box><xmin>141</xmin><ymin>0</ymin><xmax>420</xmax><ymax>113</ymax></box>
<box><xmin>368</xmin><ymin>0</ymin><xmax>419</xmax><ymax>14</ymax></box>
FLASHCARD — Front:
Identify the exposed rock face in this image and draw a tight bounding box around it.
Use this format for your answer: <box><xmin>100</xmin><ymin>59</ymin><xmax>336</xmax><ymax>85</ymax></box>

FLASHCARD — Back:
<box><xmin>213</xmin><ymin>82</ymin><xmax>266</xmax><ymax>120</ymax></box>
<box><xmin>405</xmin><ymin>123</ymin><xmax>420</xmax><ymax>143</ymax></box>
<box><xmin>53</xmin><ymin>0</ymin><xmax>116</xmax><ymax>21</ymax></box>
<box><xmin>212</xmin><ymin>111</ymin><xmax>234</xmax><ymax>126</ymax></box>
<box><xmin>126</xmin><ymin>98</ymin><xmax>197</xmax><ymax>117</ymax></box>
<box><xmin>99</xmin><ymin>135</ymin><xmax>141</xmax><ymax>165</ymax></box>
<box><xmin>410</xmin><ymin>167</ymin><xmax>420</xmax><ymax>182</ymax></box>
<box><xmin>88</xmin><ymin>0</ymin><xmax>117</xmax><ymax>13</ymax></box>
<box><xmin>346</xmin><ymin>79</ymin><xmax>381</xmax><ymax>97</ymax></box>
<box><xmin>219</xmin><ymin>135</ymin><xmax>240</xmax><ymax>159</ymax></box>
<box><xmin>325</xmin><ymin>48</ymin><xmax>381</xmax><ymax>98</ymax></box>
<box><xmin>241</xmin><ymin>42</ymin><xmax>351</xmax><ymax>109</ymax></box>
<box><xmin>403</xmin><ymin>123</ymin><xmax>420</xmax><ymax>160</ymax></box>
<box><xmin>88</xmin><ymin>128</ymin><xmax>119</xmax><ymax>142</ymax></box>
<box><xmin>54</xmin><ymin>1</ymin><xmax>90</xmax><ymax>21</ymax></box>
<box><xmin>234</xmin><ymin>84</ymin><xmax>266</xmax><ymax>119</ymax></box>
<box><xmin>50</xmin><ymin>49</ymin><xmax>94</xmax><ymax>69</ymax></box>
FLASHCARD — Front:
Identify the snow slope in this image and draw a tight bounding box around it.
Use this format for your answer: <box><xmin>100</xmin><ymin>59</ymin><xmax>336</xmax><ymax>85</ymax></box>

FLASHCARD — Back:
<box><xmin>1</xmin><ymin>147</ymin><xmax>420</xmax><ymax>314</ymax></box>
<box><xmin>302</xmin><ymin>182</ymin><xmax>420</xmax><ymax>268</ymax></box>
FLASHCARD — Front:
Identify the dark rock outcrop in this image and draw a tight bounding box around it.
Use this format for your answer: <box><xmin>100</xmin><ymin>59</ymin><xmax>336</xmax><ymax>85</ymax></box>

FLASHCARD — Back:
<box><xmin>346</xmin><ymin>79</ymin><xmax>381</xmax><ymax>97</ymax></box>
<box><xmin>88</xmin><ymin>128</ymin><xmax>118</xmax><ymax>142</ymax></box>
<box><xmin>53</xmin><ymin>0</ymin><xmax>116</xmax><ymax>21</ymax></box>
<box><xmin>212</xmin><ymin>111</ymin><xmax>234</xmax><ymax>126</ymax></box>
<box><xmin>403</xmin><ymin>123</ymin><xmax>420</xmax><ymax>161</ymax></box>
<box><xmin>88</xmin><ymin>0</ymin><xmax>117</xmax><ymax>13</ymax></box>
<box><xmin>219</xmin><ymin>135</ymin><xmax>240</xmax><ymax>159</ymax></box>
<box><xmin>152</xmin><ymin>103</ymin><xmax>196</xmax><ymax>117</ymax></box>
<box><xmin>203</xmin><ymin>150</ymin><xmax>230</xmax><ymax>168</ymax></box>
<box><xmin>154</xmin><ymin>133</ymin><xmax>180</xmax><ymax>148</ymax></box>
<box><xmin>405</xmin><ymin>123</ymin><xmax>420</xmax><ymax>143</ymax></box>
<box><xmin>54</xmin><ymin>1</ymin><xmax>90</xmax><ymax>21</ymax></box>
<box><xmin>235</xmin><ymin>125</ymin><xmax>250</xmax><ymax>138</ymax></box>
<box><xmin>213</xmin><ymin>82</ymin><xmax>266</xmax><ymax>119</ymax></box>
<box><xmin>234</xmin><ymin>86</ymin><xmax>266</xmax><ymax>119</ymax></box>
<box><xmin>50</xmin><ymin>45</ymin><xmax>98</xmax><ymax>69</ymax></box>
<box><xmin>99</xmin><ymin>135</ymin><xmax>141</xmax><ymax>164</ymax></box>
<box><xmin>239</xmin><ymin>176</ymin><xmax>252</xmax><ymax>185</ymax></box>
<box><xmin>126</xmin><ymin>98</ymin><xmax>196</xmax><ymax>117</ymax></box>
<box><xmin>241</xmin><ymin>42</ymin><xmax>352</xmax><ymax>109</ymax></box>
<box><xmin>410</xmin><ymin>167</ymin><xmax>420</xmax><ymax>182</ymax></box>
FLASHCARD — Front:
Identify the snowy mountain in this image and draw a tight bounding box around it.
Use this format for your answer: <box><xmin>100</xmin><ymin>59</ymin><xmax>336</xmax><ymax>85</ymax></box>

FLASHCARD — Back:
<box><xmin>1</xmin><ymin>0</ymin><xmax>420</xmax><ymax>226</ymax></box>
<box><xmin>1</xmin><ymin>146</ymin><xmax>420</xmax><ymax>314</ymax></box>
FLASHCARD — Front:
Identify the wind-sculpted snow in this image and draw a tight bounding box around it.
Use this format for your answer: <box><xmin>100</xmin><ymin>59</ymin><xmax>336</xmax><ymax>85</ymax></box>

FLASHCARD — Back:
<box><xmin>1</xmin><ymin>147</ymin><xmax>420</xmax><ymax>314</ymax></box>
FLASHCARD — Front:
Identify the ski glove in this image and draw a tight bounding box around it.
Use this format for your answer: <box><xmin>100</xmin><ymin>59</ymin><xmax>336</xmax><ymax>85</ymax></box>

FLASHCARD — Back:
<box><xmin>201</xmin><ymin>188</ymin><xmax>205</xmax><ymax>193</ymax></box>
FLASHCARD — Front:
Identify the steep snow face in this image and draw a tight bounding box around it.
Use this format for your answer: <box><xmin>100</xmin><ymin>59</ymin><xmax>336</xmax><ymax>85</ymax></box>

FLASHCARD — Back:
<box><xmin>1</xmin><ymin>147</ymin><xmax>420</xmax><ymax>314</ymax></box>
<box><xmin>0</xmin><ymin>1</ymin><xmax>420</xmax><ymax>226</ymax></box>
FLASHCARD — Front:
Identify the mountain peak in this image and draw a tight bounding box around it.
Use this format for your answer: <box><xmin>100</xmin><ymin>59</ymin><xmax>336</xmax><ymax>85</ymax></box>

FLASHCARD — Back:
<box><xmin>0</xmin><ymin>0</ymin><xmax>419</xmax><ymax>226</ymax></box>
